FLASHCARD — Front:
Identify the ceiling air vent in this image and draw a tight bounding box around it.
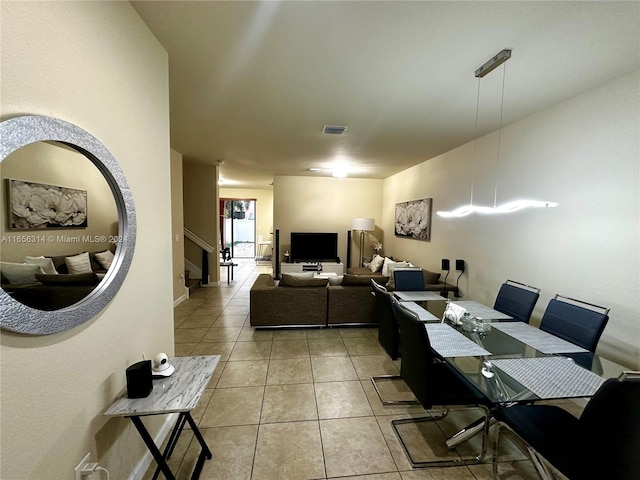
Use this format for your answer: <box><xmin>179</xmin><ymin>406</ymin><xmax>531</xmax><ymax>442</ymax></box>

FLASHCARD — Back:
<box><xmin>322</xmin><ymin>125</ymin><xmax>348</xmax><ymax>135</ymax></box>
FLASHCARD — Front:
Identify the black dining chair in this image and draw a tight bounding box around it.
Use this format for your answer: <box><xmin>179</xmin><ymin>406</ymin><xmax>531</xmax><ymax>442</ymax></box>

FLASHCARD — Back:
<box><xmin>370</xmin><ymin>280</ymin><xmax>418</xmax><ymax>405</ymax></box>
<box><xmin>492</xmin><ymin>371</ymin><xmax>640</xmax><ymax>480</ymax></box>
<box><xmin>539</xmin><ymin>295</ymin><xmax>610</xmax><ymax>352</ymax></box>
<box><xmin>391</xmin><ymin>299</ymin><xmax>492</xmax><ymax>467</ymax></box>
<box><xmin>493</xmin><ymin>279</ymin><xmax>540</xmax><ymax>323</ymax></box>
<box><xmin>393</xmin><ymin>268</ymin><xmax>425</xmax><ymax>291</ymax></box>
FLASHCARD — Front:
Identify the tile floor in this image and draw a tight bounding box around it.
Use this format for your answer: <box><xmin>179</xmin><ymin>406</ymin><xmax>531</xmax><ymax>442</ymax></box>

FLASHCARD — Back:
<box><xmin>144</xmin><ymin>259</ymin><xmax>567</xmax><ymax>480</ymax></box>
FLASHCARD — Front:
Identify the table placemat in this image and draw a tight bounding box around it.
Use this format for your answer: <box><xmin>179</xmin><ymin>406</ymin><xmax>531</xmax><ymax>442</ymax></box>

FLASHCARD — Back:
<box><xmin>491</xmin><ymin>322</ymin><xmax>588</xmax><ymax>354</ymax></box>
<box><xmin>425</xmin><ymin>324</ymin><xmax>492</xmax><ymax>358</ymax></box>
<box><xmin>394</xmin><ymin>291</ymin><xmax>446</xmax><ymax>302</ymax></box>
<box><xmin>450</xmin><ymin>301</ymin><xmax>513</xmax><ymax>320</ymax></box>
<box><xmin>491</xmin><ymin>357</ymin><xmax>606</xmax><ymax>399</ymax></box>
<box><xmin>402</xmin><ymin>302</ymin><xmax>439</xmax><ymax>322</ymax></box>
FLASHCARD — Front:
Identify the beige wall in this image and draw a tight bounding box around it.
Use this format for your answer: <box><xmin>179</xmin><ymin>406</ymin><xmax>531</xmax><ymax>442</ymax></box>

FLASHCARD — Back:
<box><xmin>171</xmin><ymin>149</ymin><xmax>187</xmax><ymax>301</ymax></box>
<box><xmin>273</xmin><ymin>176</ymin><xmax>383</xmax><ymax>269</ymax></box>
<box><xmin>0</xmin><ymin>2</ymin><xmax>173</xmax><ymax>479</ymax></box>
<box><xmin>183</xmin><ymin>161</ymin><xmax>219</xmax><ymax>284</ymax></box>
<box><xmin>0</xmin><ymin>142</ymin><xmax>118</xmax><ymax>261</ymax></box>
<box><xmin>383</xmin><ymin>72</ymin><xmax>640</xmax><ymax>369</ymax></box>
<box><xmin>220</xmin><ymin>187</ymin><xmax>274</xmax><ymax>257</ymax></box>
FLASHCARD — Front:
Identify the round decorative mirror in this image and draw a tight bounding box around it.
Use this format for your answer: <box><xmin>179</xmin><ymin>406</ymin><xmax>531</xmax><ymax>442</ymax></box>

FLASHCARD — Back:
<box><xmin>0</xmin><ymin>115</ymin><xmax>136</xmax><ymax>335</ymax></box>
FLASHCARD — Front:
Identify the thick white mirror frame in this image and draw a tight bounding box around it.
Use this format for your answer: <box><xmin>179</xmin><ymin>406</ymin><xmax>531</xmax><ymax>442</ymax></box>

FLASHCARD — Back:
<box><xmin>0</xmin><ymin>115</ymin><xmax>136</xmax><ymax>335</ymax></box>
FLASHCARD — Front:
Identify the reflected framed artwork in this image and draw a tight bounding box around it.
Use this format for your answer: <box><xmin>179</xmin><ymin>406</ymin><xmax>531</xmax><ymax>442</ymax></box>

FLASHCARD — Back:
<box><xmin>8</xmin><ymin>178</ymin><xmax>88</xmax><ymax>230</ymax></box>
<box><xmin>395</xmin><ymin>198</ymin><xmax>432</xmax><ymax>241</ymax></box>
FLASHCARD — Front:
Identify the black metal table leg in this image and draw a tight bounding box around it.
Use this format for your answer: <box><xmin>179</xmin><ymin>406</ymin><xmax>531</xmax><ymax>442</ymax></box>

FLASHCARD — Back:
<box><xmin>152</xmin><ymin>413</ymin><xmax>188</xmax><ymax>480</ymax></box>
<box><xmin>130</xmin><ymin>416</ymin><xmax>176</xmax><ymax>480</ymax></box>
<box><xmin>184</xmin><ymin>413</ymin><xmax>213</xmax><ymax>480</ymax></box>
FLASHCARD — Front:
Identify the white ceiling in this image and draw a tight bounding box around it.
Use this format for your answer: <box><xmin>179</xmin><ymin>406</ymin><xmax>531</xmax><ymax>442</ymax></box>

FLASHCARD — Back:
<box><xmin>131</xmin><ymin>1</ymin><xmax>639</xmax><ymax>189</ymax></box>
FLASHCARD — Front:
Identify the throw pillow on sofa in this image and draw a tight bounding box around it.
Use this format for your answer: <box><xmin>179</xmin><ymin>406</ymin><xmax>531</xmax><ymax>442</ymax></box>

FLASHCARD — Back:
<box><xmin>369</xmin><ymin>254</ymin><xmax>384</xmax><ymax>273</ymax></box>
<box><xmin>94</xmin><ymin>250</ymin><xmax>115</xmax><ymax>269</ymax></box>
<box><xmin>65</xmin><ymin>252</ymin><xmax>93</xmax><ymax>274</ymax></box>
<box><xmin>0</xmin><ymin>262</ymin><xmax>43</xmax><ymax>284</ymax></box>
<box><xmin>342</xmin><ymin>274</ymin><xmax>389</xmax><ymax>286</ymax></box>
<box><xmin>25</xmin><ymin>255</ymin><xmax>58</xmax><ymax>275</ymax></box>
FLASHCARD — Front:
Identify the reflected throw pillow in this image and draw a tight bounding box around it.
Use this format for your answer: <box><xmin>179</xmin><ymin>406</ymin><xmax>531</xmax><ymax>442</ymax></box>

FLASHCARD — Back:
<box><xmin>65</xmin><ymin>252</ymin><xmax>93</xmax><ymax>274</ymax></box>
<box><xmin>94</xmin><ymin>250</ymin><xmax>115</xmax><ymax>269</ymax></box>
<box><xmin>25</xmin><ymin>255</ymin><xmax>58</xmax><ymax>275</ymax></box>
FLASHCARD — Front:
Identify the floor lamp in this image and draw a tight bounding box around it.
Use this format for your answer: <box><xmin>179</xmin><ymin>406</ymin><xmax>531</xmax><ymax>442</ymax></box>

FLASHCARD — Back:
<box><xmin>351</xmin><ymin>218</ymin><xmax>375</xmax><ymax>267</ymax></box>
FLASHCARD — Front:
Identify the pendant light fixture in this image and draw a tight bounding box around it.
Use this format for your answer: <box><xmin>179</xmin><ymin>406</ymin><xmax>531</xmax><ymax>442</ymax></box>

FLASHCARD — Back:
<box><xmin>437</xmin><ymin>49</ymin><xmax>557</xmax><ymax>218</ymax></box>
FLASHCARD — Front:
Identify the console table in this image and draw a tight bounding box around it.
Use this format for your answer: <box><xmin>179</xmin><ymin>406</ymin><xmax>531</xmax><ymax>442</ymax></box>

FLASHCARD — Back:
<box><xmin>280</xmin><ymin>262</ymin><xmax>344</xmax><ymax>275</ymax></box>
<box><xmin>104</xmin><ymin>355</ymin><xmax>220</xmax><ymax>480</ymax></box>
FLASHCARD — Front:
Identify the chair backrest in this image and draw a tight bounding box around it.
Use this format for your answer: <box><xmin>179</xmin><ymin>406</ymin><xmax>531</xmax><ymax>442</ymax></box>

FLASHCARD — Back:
<box><xmin>578</xmin><ymin>373</ymin><xmax>640</xmax><ymax>479</ymax></box>
<box><xmin>371</xmin><ymin>279</ymin><xmax>400</xmax><ymax>360</ymax></box>
<box><xmin>539</xmin><ymin>297</ymin><xmax>609</xmax><ymax>352</ymax></box>
<box><xmin>493</xmin><ymin>280</ymin><xmax>540</xmax><ymax>323</ymax></box>
<box><xmin>393</xmin><ymin>268</ymin><xmax>425</xmax><ymax>291</ymax></box>
<box><xmin>392</xmin><ymin>299</ymin><xmax>435</xmax><ymax>407</ymax></box>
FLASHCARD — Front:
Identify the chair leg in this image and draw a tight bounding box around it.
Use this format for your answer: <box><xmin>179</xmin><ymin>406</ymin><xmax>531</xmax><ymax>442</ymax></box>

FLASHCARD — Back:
<box><xmin>391</xmin><ymin>405</ymin><xmax>490</xmax><ymax>468</ymax></box>
<box><xmin>494</xmin><ymin>422</ymin><xmax>558</xmax><ymax>480</ymax></box>
<box><xmin>370</xmin><ymin>375</ymin><xmax>420</xmax><ymax>406</ymax></box>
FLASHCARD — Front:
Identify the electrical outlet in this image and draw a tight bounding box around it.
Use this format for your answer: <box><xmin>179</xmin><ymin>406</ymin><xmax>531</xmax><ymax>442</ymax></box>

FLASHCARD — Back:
<box><xmin>74</xmin><ymin>452</ymin><xmax>91</xmax><ymax>480</ymax></box>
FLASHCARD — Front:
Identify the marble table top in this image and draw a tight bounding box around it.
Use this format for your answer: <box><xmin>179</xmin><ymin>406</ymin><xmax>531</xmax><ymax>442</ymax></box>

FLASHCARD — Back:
<box><xmin>104</xmin><ymin>355</ymin><xmax>220</xmax><ymax>417</ymax></box>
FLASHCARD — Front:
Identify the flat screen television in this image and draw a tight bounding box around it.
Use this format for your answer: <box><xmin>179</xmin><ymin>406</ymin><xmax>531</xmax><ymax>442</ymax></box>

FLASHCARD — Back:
<box><xmin>290</xmin><ymin>232</ymin><xmax>338</xmax><ymax>263</ymax></box>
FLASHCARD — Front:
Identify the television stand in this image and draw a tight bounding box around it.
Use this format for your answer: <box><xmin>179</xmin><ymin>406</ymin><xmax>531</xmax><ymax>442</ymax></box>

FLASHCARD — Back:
<box><xmin>280</xmin><ymin>262</ymin><xmax>344</xmax><ymax>275</ymax></box>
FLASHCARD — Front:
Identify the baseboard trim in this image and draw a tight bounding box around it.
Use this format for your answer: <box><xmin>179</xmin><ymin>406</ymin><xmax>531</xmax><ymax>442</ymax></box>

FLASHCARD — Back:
<box><xmin>127</xmin><ymin>412</ymin><xmax>178</xmax><ymax>480</ymax></box>
<box><xmin>173</xmin><ymin>292</ymin><xmax>188</xmax><ymax>307</ymax></box>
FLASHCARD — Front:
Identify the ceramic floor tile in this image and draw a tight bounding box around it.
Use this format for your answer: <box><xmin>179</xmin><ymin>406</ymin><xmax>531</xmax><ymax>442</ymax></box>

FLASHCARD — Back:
<box><xmin>273</xmin><ymin>329</ymin><xmax>309</xmax><ymax>340</ymax></box>
<box><xmin>309</xmin><ymin>338</ymin><xmax>349</xmax><ymax>357</ymax></box>
<box><xmin>350</xmin><ymin>354</ymin><xmax>400</xmax><ymax>379</ymax></box>
<box><xmin>399</xmin><ymin>467</ymin><xmax>477</xmax><ymax>479</ymax></box>
<box><xmin>261</xmin><ymin>383</ymin><xmax>318</xmax><ymax>423</ymax></box>
<box><xmin>141</xmin><ymin>430</ymin><xmax>194</xmax><ymax>480</ymax></box>
<box><xmin>213</xmin><ymin>315</ymin><xmax>248</xmax><ymax>327</ymax></box>
<box><xmin>199</xmin><ymin>386</ymin><xmax>264</xmax><ymax>427</ymax></box>
<box><xmin>306</xmin><ymin>328</ymin><xmax>343</xmax><ymax>339</ymax></box>
<box><xmin>222</xmin><ymin>306</ymin><xmax>250</xmax><ymax>316</ymax></box>
<box><xmin>331</xmin><ymin>474</ymin><xmax>402</xmax><ymax>480</ymax></box>
<box><xmin>228</xmin><ymin>341</ymin><xmax>272</xmax><ymax>361</ymax></box>
<box><xmin>175</xmin><ymin>328</ymin><xmax>209</xmax><ymax>344</ymax></box>
<box><xmin>216</xmin><ymin>360</ymin><xmax>268</xmax><ymax>387</ymax></box>
<box><xmin>270</xmin><ymin>339</ymin><xmax>310</xmax><ymax>359</ymax></box>
<box><xmin>188</xmin><ymin>305</ymin><xmax>224</xmax><ymax>316</ymax></box>
<box><xmin>469</xmin><ymin>460</ymin><xmax>538</xmax><ymax>480</ymax></box>
<box><xmin>237</xmin><ymin>326</ymin><xmax>274</xmax><ymax>342</ymax></box>
<box><xmin>315</xmin><ymin>381</ymin><xmax>373</xmax><ymax>419</ymax></box>
<box><xmin>178</xmin><ymin>314</ymin><xmax>220</xmax><ymax>329</ymax></box>
<box><xmin>266</xmin><ymin>357</ymin><xmax>313</xmax><ymax>385</ymax></box>
<box><xmin>202</xmin><ymin>327</ymin><xmax>243</xmax><ymax>342</ymax></box>
<box><xmin>190</xmin><ymin>342</ymin><xmax>235</xmax><ymax>361</ymax></box>
<box><xmin>343</xmin><ymin>337</ymin><xmax>387</xmax><ymax>356</ymax></box>
<box><xmin>361</xmin><ymin>380</ymin><xmax>423</xmax><ymax>416</ymax></box>
<box><xmin>338</xmin><ymin>327</ymin><xmax>378</xmax><ymax>338</ymax></box>
<box><xmin>175</xmin><ymin>343</ymin><xmax>197</xmax><ymax>357</ymax></box>
<box><xmin>252</xmin><ymin>421</ymin><xmax>325</xmax><ymax>480</ymax></box>
<box><xmin>179</xmin><ymin>425</ymin><xmax>258</xmax><ymax>480</ymax></box>
<box><xmin>311</xmin><ymin>356</ymin><xmax>359</xmax><ymax>382</ymax></box>
<box><xmin>320</xmin><ymin>416</ymin><xmax>396</xmax><ymax>478</ymax></box>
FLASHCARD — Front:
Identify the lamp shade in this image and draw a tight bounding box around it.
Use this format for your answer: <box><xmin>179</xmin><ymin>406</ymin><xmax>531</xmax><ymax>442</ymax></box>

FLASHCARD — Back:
<box><xmin>351</xmin><ymin>218</ymin><xmax>375</xmax><ymax>231</ymax></box>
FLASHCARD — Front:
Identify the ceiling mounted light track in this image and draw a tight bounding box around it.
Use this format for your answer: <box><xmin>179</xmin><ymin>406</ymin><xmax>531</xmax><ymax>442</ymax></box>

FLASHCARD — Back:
<box><xmin>437</xmin><ymin>49</ymin><xmax>557</xmax><ymax>218</ymax></box>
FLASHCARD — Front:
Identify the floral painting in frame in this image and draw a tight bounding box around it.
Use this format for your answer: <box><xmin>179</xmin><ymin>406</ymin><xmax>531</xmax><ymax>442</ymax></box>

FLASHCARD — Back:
<box><xmin>394</xmin><ymin>198</ymin><xmax>432</xmax><ymax>241</ymax></box>
<box><xmin>8</xmin><ymin>179</ymin><xmax>88</xmax><ymax>230</ymax></box>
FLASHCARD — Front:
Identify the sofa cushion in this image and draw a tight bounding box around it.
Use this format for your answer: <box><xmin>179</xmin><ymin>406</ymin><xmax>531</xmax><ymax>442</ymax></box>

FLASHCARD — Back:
<box><xmin>36</xmin><ymin>272</ymin><xmax>101</xmax><ymax>286</ymax></box>
<box><xmin>279</xmin><ymin>273</ymin><xmax>328</xmax><ymax>287</ymax></box>
<box><xmin>328</xmin><ymin>275</ymin><xmax>344</xmax><ymax>286</ymax></box>
<box><xmin>423</xmin><ymin>270</ymin><xmax>441</xmax><ymax>285</ymax></box>
<box><xmin>341</xmin><ymin>273</ymin><xmax>390</xmax><ymax>286</ymax></box>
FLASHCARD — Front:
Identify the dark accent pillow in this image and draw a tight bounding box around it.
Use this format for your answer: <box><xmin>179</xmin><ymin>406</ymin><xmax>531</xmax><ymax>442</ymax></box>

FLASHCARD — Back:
<box><xmin>341</xmin><ymin>274</ymin><xmax>389</xmax><ymax>286</ymax></box>
<box><xmin>48</xmin><ymin>256</ymin><xmax>69</xmax><ymax>274</ymax></box>
<box><xmin>36</xmin><ymin>273</ymin><xmax>101</xmax><ymax>286</ymax></box>
<box><xmin>278</xmin><ymin>275</ymin><xmax>328</xmax><ymax>287</ymax></box>
<box><xmin>423</xmin><ymin>270</ymin><xmax>441</xmax><ymax>285</ymax></box>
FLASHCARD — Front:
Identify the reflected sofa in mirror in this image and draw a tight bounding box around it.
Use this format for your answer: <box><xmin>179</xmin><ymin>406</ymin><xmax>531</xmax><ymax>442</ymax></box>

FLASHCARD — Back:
<box><xmin>0</xmin><ymin>115</ymin><xmax>136</xmax><ymax>335</ymax></box>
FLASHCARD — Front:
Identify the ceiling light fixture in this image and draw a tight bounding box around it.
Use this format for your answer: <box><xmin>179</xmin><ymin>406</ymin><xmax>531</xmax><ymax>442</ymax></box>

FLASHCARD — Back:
<box><xmin>308</xmin><ymin>167</ymin><xmax>322</xmax><ymax>172</ymax></box>
<box><xmin>332</xmin><ymin>167</ymin><xmax>347</xmax><ymax>178</ymax></box>
<box><xmin>437</xmin><ymin>49</ymin><xmax>557</xmax><ymax>218</ymax></box>
<box><xmin>322</xmin><ymin>125</ymin><xmax>348</xmax><ymax>135</ymax></box>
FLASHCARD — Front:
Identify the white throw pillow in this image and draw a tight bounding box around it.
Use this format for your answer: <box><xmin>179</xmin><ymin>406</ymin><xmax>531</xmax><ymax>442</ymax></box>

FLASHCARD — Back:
<box><xmin>369</xmin><ymin>254</ymin><xmax>384</xmax><ymax>273</ymax></box>
<box><xmin>65</xmin><ymin>252</ymin><xmax>93</xmax><ymax>274</ymax></box>
<box><xmin>25</xmin><ymin>255</ymin><xmax>58</xmax><ymax>275</ymax></box>
<box><xmin>381</xmin><ymin>257</ymin><xmax>396</xmax><ymax>276</ymax></box>
<box><xmin>0</xmin><ymin>262</ymin><xmax>43</xmax><ymax>284</ymax></box>
<box><xmin>328</xmin><ymin>275</ymin><xmax>344</xmax><ymax>286</ymax></box>
<box><xmin>284</xmin><ymin>271</ymin><xmax>315</xmax><ymax>279</ymax></box>
<box><xmin>94</xmin><ymin>250</ymin><xmax>115</xmax><ymax>269</ymax></box>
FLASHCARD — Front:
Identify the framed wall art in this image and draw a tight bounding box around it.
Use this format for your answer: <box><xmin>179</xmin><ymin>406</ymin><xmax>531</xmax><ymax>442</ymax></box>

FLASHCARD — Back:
<box><xmin>394</xmin><ymin>197</ymin><xmax>432</xmax><ymax>241</ymax></box>
<box><xmin>8</xmin><ymin>178</ymin><xmax>88</xmax><ymax>230</ymax></box>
